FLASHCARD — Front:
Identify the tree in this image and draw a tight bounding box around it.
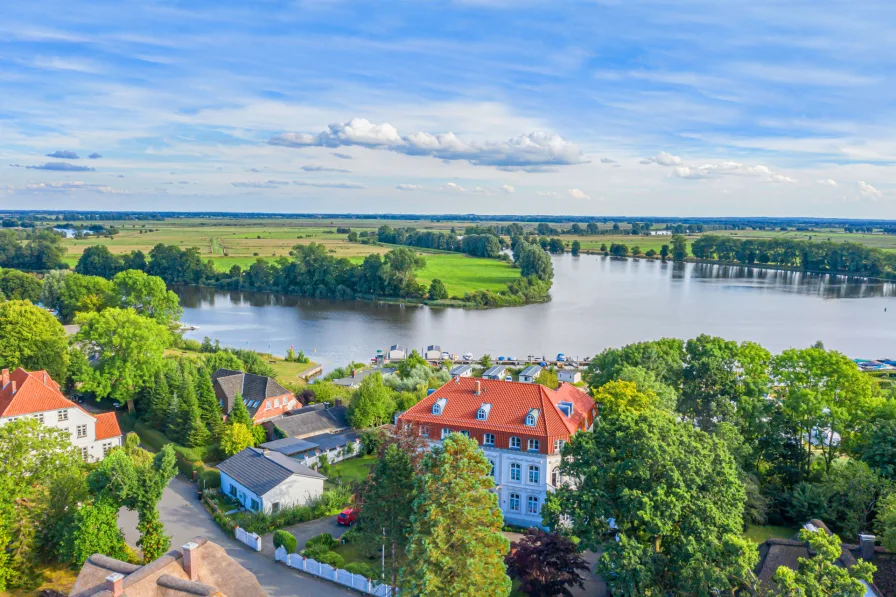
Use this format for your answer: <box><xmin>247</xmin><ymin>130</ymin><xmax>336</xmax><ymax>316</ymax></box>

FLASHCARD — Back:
<box><xmin>348</xmin><ymin>373</ymin><xmax>396</xmax><ymax>428</ymax></box>
<box><xmin>171</xmin><ymin>370</ymin><xmax>208</xmax><ymax>447</ymax></box>
<box><xmin>570</xmin><ymin>240</ymin><xmax>581</xmax><ymax>256</ymax></box>
<box><xmin>228</xmin><ymin>392</ymin><xmax>253</xmax><ymax>426</ymax></box>
<box><xmin>585</xmin><ymin>338</ymin><xmax>684</xmax><ymax>389</ymax></box>
<box><xmin>518</xmin><ymin>243</ymin><xmax>554</xmax><ymax>282</ymax></box>
<box><xmin>0</xmin><ymin>300</ymin><xmax>70</xmax><ymax>381</ymax></box>
<box><xmin>147</xmin><ymin>370</ymin><xmax>173</xmax><ymax>429</ymax></box>
<box><xmin>537</xmin><ymin>367</ymin><xmax>559</xmax><ymax>389</ymax></box>
<box><xmin>544</xmin><ymin>407</ymin><xmax>757</xmax><ymax>596</ymax></box>
<box><xmin>360</xmin><ymin>444</ymin><xmax>417</xmax><ymax>586</ymax></box>
<box><xmin>59</xmin><ymin>497</ymin><xmax>129</xmax><ymax>567</ymax></box>
<box><xmin>220</xmin><ymin>422</ymin><xmax>255</xmax><ymax>456</ymax></box>
<box><xmin>671</xmin><ymin>234</ymin><xmax>687</xmax><ymax>261</ymax></box>
<box><xmin>659</xmin><ymin>244</ymin><xmax>670</xmax><ymax>259</ymax></box>
<box><xmin>592</xmin><ymin>380</ymin><xmax>664</xmax><ymax>416</ymax></box>
<box><xmin>53</xmin><ymin>272</ymin><xmax>113</xmax><ymax>323</ymax></box>
<box><xmin>196</xmin><ymin>367</ymin><xmax>225</xmax><ymax>436</ymax></box>
<box><xmin>612</xmin><ymin>365</ymin><xmax>678</xmax><ymax>411</ymax></box>
<box><xmin>773</xmin><ymin>528</ymin><xmax>875</xmax><ymax>597</ymax></box>
<box><xmin>402</xmin><ymin>434</ymin><xmax>511</xmax><ymax>596</ymax></box>
<box><xmin>875</xmin><ymin>492</ymin><xmax>896</xmax><ymax>551</ymax></box>
<box><xmin>74</xmin><ymin>308</ymin><xmax>171</xmax><ymax>411</ymax></box>
<box><xmin>0</xmin><ymin>269</ymin><xmax>42</xmax><ymax>301</ymax></box>
<box><xmin>428</xmin><ymin>278</ymin><xmax>448</xmax><ymax>300</ymax></box>
<box><xmin>76</xmin><ymin>245</ymin><xmax>124</xmax><ymax>278</ymax></box>
<box><xmin>480</xmin><ymin>354</ymin><xmax>493</xmax><ymax>368</ymax></box>
<box><xmin>505</xmin><ymin>529</ymin><xmax>588</xmax><ymax>597</ymax></box>
<box><xmin>109</xmin><ymin>269</ymin><xmax>182</xmax><ymax>325</ymax></box>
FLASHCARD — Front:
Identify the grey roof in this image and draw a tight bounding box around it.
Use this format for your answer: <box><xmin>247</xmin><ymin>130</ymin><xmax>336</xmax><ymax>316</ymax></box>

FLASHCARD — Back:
<box><xmin>259</xmin><ymin>437</ymin><xmax>319</xmax><ymax>456</ymax></box>
<box><xmin>450</xmin><ymin>364</ymin><xmax>473</xmax><ymax>376</ymax></box>
<box><xmin>519</xmin><ymin>365</ymin><xmax>543</xmax><ymax>377</ymax></box>
<box><xmin>482</xmin><ymin>365</ymin><xmax>508</xmax><ymax>377</ymax></box>
<box><xmin>305</xmin><ymin>431</ymin><xmax>360</xmax><ymax>451</ymax></box>
<box><xmin>388</xmin><ymin>344</ymin><xmax>406</xmax><ymax>352</ymax></box>
<box><xmin>211</xmin><ymin>368</ymin><xmax>292</xmax><ymax>417</ymax></box>
<box><xmin>217</xmin><ymin>447</ymin><xmax>325</xmax><ymax>496</ymax></box>
<box><xmin>332</xmin><ymin>367</ymin><xmax>396</xmax><ymax>388</ymax></box>
<box><xmin>425</xmin><ymin>345</ymin><xmax>441</xmax><ymax>352</ymax></box>
<box><xmin>270</xmin><ymin>403</ymin><xmax>350</xmax><ymax>438</ymax></box>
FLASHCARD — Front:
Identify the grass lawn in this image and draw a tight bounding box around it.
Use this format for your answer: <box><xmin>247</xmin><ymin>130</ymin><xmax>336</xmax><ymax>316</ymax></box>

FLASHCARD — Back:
<box><xmin>7</xmin><ymin>563</ymin><xmax>79</xmax><ymax>597</ymax></box>
<box><xmin>327</xmin><ymin>455</ymin><xmax>377</xmax><ymax>485</ymax></box>
<box><xmin>165</xmin><ymin>347</ymin><xmax>319</xmax><ymax>387</ymax></box>
<box><xmin>744</xmin><ymin>524</ymin><xmax>798</xmax><ymax>543</ymax></box>
<box><xmin>415</xmin><ymin>253</ymin><xmax>518</xmax><ymax>297</ymax></box>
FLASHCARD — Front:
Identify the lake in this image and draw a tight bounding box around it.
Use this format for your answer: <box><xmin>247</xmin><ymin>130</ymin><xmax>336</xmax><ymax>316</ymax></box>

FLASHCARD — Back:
<box><xmin>176</xmin><ymin>255</ymin><xmax>896</xmax><ymax>370</ymax></box>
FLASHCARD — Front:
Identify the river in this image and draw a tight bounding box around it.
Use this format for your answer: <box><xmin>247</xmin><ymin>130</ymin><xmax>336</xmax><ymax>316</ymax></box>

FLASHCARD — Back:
<box><xmin>176</xmin><ymin>255</ymin><xmax>896</xmax><ymax>370</ymax></box>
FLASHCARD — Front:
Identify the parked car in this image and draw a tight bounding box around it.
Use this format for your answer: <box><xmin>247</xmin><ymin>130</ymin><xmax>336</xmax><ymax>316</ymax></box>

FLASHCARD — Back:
<box><xmin>441</xmin><ymin>351</ymin><xmax>451</xmax><ymax>360</ymax></box>
<box><xmin>337</xmin><ymin>507</ymin><xmax>359</xmax><ymax>526</ymax></box>
<box><xmin>504</xmin><ymin>375</ymin><xmax>513</xmax><ymax>382</ymax></box>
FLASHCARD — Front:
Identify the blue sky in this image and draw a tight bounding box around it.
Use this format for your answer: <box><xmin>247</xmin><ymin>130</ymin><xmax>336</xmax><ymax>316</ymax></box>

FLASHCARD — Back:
<box><xmin>2</xmin><ymin>0</ymin><xmax>894</xmax><ymax>216</ymax></box>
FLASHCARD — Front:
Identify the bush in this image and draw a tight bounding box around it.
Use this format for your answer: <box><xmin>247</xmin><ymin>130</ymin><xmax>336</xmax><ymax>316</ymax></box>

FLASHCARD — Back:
<box><xmin>345</xmin><ymin>562</ymin><xmax>376</xmax><ymax>578</ymax></box>
<box><xmin>199</xmin><ymin>468</ymin><xmax>221</xmax><ymax>489</ymax></box>
<box><xmin>316</xmin><ymin>551</ymin><xmax>345</xmax><ymax>569</ymax></box>
<box><xmin>301</xmin><ymin>545</ymin><xmax>331</xmax><ymax>560</ymax></box>
<box><xmin>273</xmin><ymin>530</ymin><xmax>298</xmax><ymax>553</ymax></box>
<box><xmin>226</xmin><ymin>487</ymin><xmax>351</xmax><ymax>534</ymax></box>
<box><xmin>305</xmin><ymin>533</ymin><xmax>339</xmax><ymax>550</ymax></box>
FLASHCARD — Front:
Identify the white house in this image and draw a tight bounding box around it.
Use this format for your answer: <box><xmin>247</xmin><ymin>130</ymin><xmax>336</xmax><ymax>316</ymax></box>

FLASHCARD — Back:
<box><xmin>449</xmin><ymin>364</ymin><xmax>474</xmax><ymax>378</ymax></box>
<box><xmin>387</xmin><ymin>344</ymin><xmax>407</xmax><ymax>360</ymax></box>
<box><xmin>0</xmin><ymin>367</ymin><xmax>122</xmax><ymax>462</ymax></box>
<box><xmin>398</xmin><ymin>378</ymin><xmax>597</xmax><ymax>528</ymax></box>
<box><xmin>218</xmin><ymin>447</ymin><xmax>326</xmax><ymax>515</ymax></box>
<box><xmin>649</xmin><ymin>230</ymin><xmax>672</xmax><ymax>236</ymax></box>
<box><xmin>481</xmin><ymin>365</ymin><xmax>508</xmax><ymax>380</ymax></box>
<box><xmin>518</xmin><ymin>365</ymin><xmax>543</xmax><ymax>384</ymax></box>
<box><xmin>558</xmin><ymin>370</ymin><xmax>583</xmax><ymax>384</ymax></box>
<box><xmin>424</xmin><ymin>345</ymin><xmax>442</xmax><ymax>361</ymax></box>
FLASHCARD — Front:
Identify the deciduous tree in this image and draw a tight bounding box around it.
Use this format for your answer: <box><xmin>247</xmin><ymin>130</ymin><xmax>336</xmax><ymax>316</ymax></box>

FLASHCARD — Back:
<box><xmin>773</xmin><ymin>529</ymin><xmax>875</xmax><ymax>597</ymax></box>
<box><xmin>0</xmin><ymin>299</ymin><xmax>70</xmax><ymax>381</ymax></box>
<box><xmin>348</xmin><ymin>373</ymin><xmax>396</xmax><ymax>428</ymax></box>
<box><xmin>505</xmin><ymin>529</ymin><xmax>588</xmax><ymax>597</ymax></box>
<box><xmin>220</xmin><ymin>422</ymin><xmax>255</xmax><ymax>456</ymax></box>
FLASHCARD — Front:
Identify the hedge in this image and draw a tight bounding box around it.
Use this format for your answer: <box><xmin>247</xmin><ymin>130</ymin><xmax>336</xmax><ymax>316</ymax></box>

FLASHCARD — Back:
<box><xmin>301</xmin><ymin>546</ymin><xmax>344</xmax><ymax>569</ymax></box>
<box><xmin>345</xmin><ymin>562</ymin><xmax>375</xmax><ymax>578</ymax></box>
<box><xmin>305</xmin><ymin>533</ymin><xmax>338</xmax><ymax>550</ymax></box>
<box><xmin>273</xmin><ymin>530</ymin><xmax>297</xmax><ymax>553</ymax></box>
<box><xmin>199</xmin><ymin>468</ymin><xmax>221</xmax><ymax>489</ymax></box>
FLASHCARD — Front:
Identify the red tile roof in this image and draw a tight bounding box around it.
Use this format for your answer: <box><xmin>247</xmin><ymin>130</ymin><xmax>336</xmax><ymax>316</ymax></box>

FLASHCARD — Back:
<box><xmin>95</xmin><ymin>412</ymin><xmax>122</xmax><ymax>440</ymax></box>
<box><xmin>398</xmin><ymin>377</ymin><xmax>595</xmax><ymax>453</ymax></box>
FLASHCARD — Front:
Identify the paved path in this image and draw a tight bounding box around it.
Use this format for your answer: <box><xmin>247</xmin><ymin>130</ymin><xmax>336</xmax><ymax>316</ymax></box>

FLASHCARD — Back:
<box><xmin>119</xmin><ymin>475</ymin><xmax>353</xmax><ymax>597</ymax></box>
<box><xmin>260</xmin><ymin>516</ymin><xmax>349</xmax><ymax>557</ymax></box>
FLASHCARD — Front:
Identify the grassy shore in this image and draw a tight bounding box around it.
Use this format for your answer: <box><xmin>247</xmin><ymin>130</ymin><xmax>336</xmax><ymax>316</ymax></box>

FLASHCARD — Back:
<box><xmin>165</xmin><ymin>347</ymin><xmax>319</xmax><ymax>387</ymax></box>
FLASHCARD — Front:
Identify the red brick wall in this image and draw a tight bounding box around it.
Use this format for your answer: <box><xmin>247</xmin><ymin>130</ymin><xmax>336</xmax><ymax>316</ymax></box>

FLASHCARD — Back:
<box><xmin>253</xmin><ymin>393</ymin><xmax>296</xmax><ymax>423</ymax></box>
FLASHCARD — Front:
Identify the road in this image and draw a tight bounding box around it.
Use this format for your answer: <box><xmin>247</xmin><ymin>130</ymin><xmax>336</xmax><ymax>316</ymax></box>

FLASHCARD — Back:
<box><xmin>119</xmin><ymin>475</ymin><xmax>354</xmax><ymax>597</ymax></box>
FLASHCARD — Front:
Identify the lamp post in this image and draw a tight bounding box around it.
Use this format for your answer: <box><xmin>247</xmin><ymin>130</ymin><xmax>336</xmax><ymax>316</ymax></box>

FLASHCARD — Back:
<box><xmin>381</xmin><ymin>527</ymin><xmax>386</xmax><ymax>582</ymax></box>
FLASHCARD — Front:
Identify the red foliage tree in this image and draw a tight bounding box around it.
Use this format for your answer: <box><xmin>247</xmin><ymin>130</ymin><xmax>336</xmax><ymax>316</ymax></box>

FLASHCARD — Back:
<box><xmin>505</xmin><ymin>528</ymin><xmax>589</xmax><ymax>597</ymax></box>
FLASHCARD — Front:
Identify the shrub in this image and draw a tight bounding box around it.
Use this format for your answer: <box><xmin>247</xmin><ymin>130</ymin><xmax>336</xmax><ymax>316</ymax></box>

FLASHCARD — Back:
<box><xmin>301</xmin><ymin>545</ymin><xmax>331</xmax><ymax>560</ymax></box>
<box><xmin>199</xmin><ymin>468</ymin><xmax>221</xmax><ymax>489</ymax></box>
<box><xmin>305</xmin><ymin>533</ymin><xmax>338</xmax><ymax>550</ymax></box>
<box><xmin>273</xmin><ymin>530</ymin><xmax>298</xmax><ymax>553</ymax></box>
<box><xmin>316</xmin><ymin>551</ymin><xmax>345</xmax><ymax>569</ymax></box>
<box><xmin>345</xmin><ymin>562</ymin><xmax>376</xmax><ymax>578</ymax></box>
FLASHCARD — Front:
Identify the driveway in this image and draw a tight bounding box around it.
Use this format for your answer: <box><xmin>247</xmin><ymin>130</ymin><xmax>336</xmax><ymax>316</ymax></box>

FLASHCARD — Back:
<box><xmin>260</xmin><ymin>516</ymin><xmax>349</xmax><ymax>557</ymax></box>
<box><xmin>119</xmin><ymin>475</ymin><xmax>353</xmax><ymax>597</ymax></box>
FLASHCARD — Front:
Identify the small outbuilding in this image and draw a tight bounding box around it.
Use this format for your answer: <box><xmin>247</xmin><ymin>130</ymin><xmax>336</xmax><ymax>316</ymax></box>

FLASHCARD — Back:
<box><xmin>449</xmin><ymin>364</ymin><xmax>474</xmax><ymax>378</ymax></box>
<box><xmin>482</xmin><ymin>365</ymin><xmax>508</xmax><ymax>380</ymax></box>
<box><xmin>424</xmin><ymin>345</ymin><xmax>442</xmax><ymax>360</ymax></box>
<box><xmin>518</xmin><ymin>365</ymin><xmax>543</xmax><ymax>384</ymax></box>
<box><xmin>387</xmin><ymin>344</ymin><xmax>407</xmax><ymax>360</ymax></box>
<box><xmin>558</xmin><ymin>370</ymin><xmax>582</xmax><ymax>384</ymax></box>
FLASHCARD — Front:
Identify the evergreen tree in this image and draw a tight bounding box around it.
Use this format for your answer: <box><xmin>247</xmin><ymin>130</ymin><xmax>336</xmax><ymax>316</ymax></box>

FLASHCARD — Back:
<box><xmin>174</xmin><ymin>370</ymin><xmax>208</xmax><ymax>447</ymax></box>
<box><xmin>402</xmin><ymin>434</ymin><xmax>510</xmax><ymax>596</ymax></box>
<box><xmin>228</xmin><ymin>392</ymin><xmax>252</xmax><ymax>427</ymax></box>
<box><xmin>196</xmin><ymin>366</ymin><xmax>225</xmax><ymax>437</ymax></box>
<box><xmin>147</xmin><ymin>371</ymin><xmax>172</xmax><ymax>430</ymax></box>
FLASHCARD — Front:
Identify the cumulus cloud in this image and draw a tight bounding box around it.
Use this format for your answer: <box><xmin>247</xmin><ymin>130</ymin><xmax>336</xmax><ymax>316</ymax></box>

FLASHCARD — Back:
<box><xmin>26</xmin><ymin>162</ymin><xmax>95</xmax><ymax>172</ymax></box>
<box><xmin>502</xmin><ymin>185</ymin><xmax>515</xmax><ymax>194</ymax></box>
<box><xmin>600</xmin><ymin>157</ymin><xmax>617</xmax><ymax>164</ymax></box>
<box><xmin>293</xmin><ymin>181</ymin><xmax>366</xmax><ymax>189</ymax></box>
<box><xmin>332</xmin><ymin>152</ymin><xmax>353</xmax><ymax>160</ymax></box>
<box><xmin>568</xmin><ymin>188</ymin><xmax>591</xmax><ymax>200</ymax></box>
<box><xmin>88</xmin><ymin>153</ymin><xmax>102</xmax><ymax>159</ymax></box>
<box><xmin>9</xmin><ymin>181</ymin><xmax>125</xmax><ymax>194</ymax></box>
<box><xmin>537</xmin><ymin>191</ymin><xmax>559</xmax><ymax>198</ymax></box>
<box><xmin>396</xmin><ymin>184</ymin><xmax>423</xmax><ymax>191</ymax></box>
<box><xmin>46</xmin><ymin>150</ymin><xmax>79</xmax><ymax>159</ymax></box>
<box><xmin>858</xmin><ymin>181</ymin><xmax>882</xmax><ymax>198</ymax></box>
<box><xmin>672</xmin><ymin>161</ymin><xmax>796</xmax><ymax>183</ymax></box>
<box><xmin>817</xmin><ymin>179</ymin><xmax>838</xmax><ymax>187</ymax></box>
<box><xmin>300</xmin><ymin>165</ymin><xmax>350</xmax><ymax>173</ymax></box>
<box><xmin>641</xmin><ymin>151</ymin><xmax>683</xmax><ymax>166</ymax></box>
<box><xmin>438</xmin><ymin>182</ymin><xmax>494</xmax><ymax>195</ymax></box>
<box><xmin>269</xmin><ymin>117</ymin><xmax>587</xmax><ymax>168</ymax></box>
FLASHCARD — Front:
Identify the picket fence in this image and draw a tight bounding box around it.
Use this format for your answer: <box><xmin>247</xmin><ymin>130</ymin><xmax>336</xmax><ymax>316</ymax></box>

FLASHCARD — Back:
<box><xmin>274</xmin><ymin>546</ymin><xmax>397</xmax><ymax>596</ymax></box>
<box><xmin>235</xmin><ymin>527</ymin><xmax>262</xmax><ymax>551</ymax></box>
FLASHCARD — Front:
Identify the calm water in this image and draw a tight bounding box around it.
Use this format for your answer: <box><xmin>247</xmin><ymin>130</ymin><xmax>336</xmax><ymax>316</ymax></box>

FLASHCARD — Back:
<box><xmin>177</xmin><ymin>256</ymin><xmax>896</xmax><ymax>370</ymax></box>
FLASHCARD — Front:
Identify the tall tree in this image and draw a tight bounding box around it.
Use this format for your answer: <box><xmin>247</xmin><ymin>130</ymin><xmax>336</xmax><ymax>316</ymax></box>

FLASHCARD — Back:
<box><xmin>0</xmin><ymin>269</ymin><xmax>43</xmax><ymax>301</ymax></box>
<box><xmin>196</xmin><ymin>367</ymin><xmax>225</xmax><ymax>436</ymax></box>
<box><xmin>348</xmin><ymin>373</ymin><xmax>397</xmax><ymax>428</ymax></box>
<box><xmin>359</xmin><ymin>443</ymin><xmax>416</xmax><ymax>586</ymax></box>
<box><xmin>671</xmin><ymin>234</ymin><xmax>687</xmax><ymax>261</ymax></box>
<box><xmin>0</xmin><ymin>300</ymin><xmax>70</xmax><ymax>381</ymax></box>
<box><xmin>544</xmin><ymin>407</ymin><xmax>757</xmax><ymax>596</ymax></box>
<box><xmin>109</xmin><ymin>269</ymin><xmax>182</xmax><ymax>325</ymax></box>
<box><xmin>402</xmin><ymin>433</ymin><xmax>511</xmax><ymax>597</ymax></box>
<box><xmin>228</xmin><ymin>392</ymin><xmax>252</xmax><ymax>426</ymax></box>
<box><xmin>773</xmin><ymin>529</ymin><xmax>875</xmax><ymax>597</ymax></box>
<box><xmin>505</xmin><ymin>529</ymin><xmax>589</xmax><ymax>597</ymax></box>
<box><xmin>147</xmin><ymin>370</ymin><xmax>172</xmax><ymax>429</ymax></box>
<box><xmin>74</xmin><ymin>307</ymin><xmax>171</xmax><ymax>412</ymax></box>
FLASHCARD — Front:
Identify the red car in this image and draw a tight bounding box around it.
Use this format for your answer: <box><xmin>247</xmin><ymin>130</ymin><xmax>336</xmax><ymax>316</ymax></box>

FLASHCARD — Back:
<box><xmin>337</xmin><ymin>507</ymin><xmax>359</xmax><ymax>526</ymax></box>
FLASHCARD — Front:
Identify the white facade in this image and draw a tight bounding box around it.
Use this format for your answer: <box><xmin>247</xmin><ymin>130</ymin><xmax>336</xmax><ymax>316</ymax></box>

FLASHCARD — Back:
<box><xmin>220</xmin><ymin>471</ymin><xmax>324</xmax><ymax>515</ymax></box>
<box><xmin>649</xmin><ymin>230</ymin><xmax>672</xmax><ymax>235</ymax></box>
<box><xmin>558</xmin><ymin>370</ymin><xmax>582</xmax><ymax>384</ymax></box>
<box><xmin>423</xmin><ymin>346</ymin><xmax>442</xmax><ymax>360</ymax></box>
<box><xmin>0</xmin><ymin>406</ymin><xmax>121</xmax><ymax>462</ymax></box>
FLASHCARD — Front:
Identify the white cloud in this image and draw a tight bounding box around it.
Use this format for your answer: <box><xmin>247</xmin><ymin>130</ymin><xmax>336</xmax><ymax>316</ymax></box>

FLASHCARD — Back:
<box><xmin>672</xmin><ymin>161</ymin><xmax>796</xmax><ymax>183</ymax></box>
<box><xmin>568</xmin><ymin>188</ymin><xmax>591</xmax><ymax>200</ymax></box>
<box><xmin>502</xmin><ymin>185</ymin><xmax>515</xmax><ymax>194</ymax></box>
<box><xmin>231</xmin><ymin>181</ymin><xmax>280</xmax><ymax>188</ymax></box>
<box><xmin>8</xmin><ymin>181</ymin><xmax>126</xmax><ymax>194</ymax></box>
<box><xmin>600</xmin><ymin>157</ymin><xmax>617</xmax><ymax>164</ymax></box>
<box><xmin>269</xmin><ymin>117</ymin><xmax>587</xmax><ymax>168</ymax></box>
<box><xmin>858</xmin><ymin>181</ymin><xmax>883</xmax><ymax>198</ymax></box>
<box><xmin>396</xmin><ymin>184</ymin><xmax>423</xmax><ymax>191</ymax></box>
<box><xmin>641</xmin><ymin>151</ymin><xmax>683</xmax><ymax>166</ymax></box>
<box><xmin>293</xmin><ymin>180</ymin><xmax>367</xmax><ymax>189</ymax></box>
<box><xmin>536</xmin><ymin>191</ymin><xmax>559</xmax><ymax>198</ymax></box>
<box><xmin>817</xmin><ymin>178</ymin><xmax>838</xmax><ymax>187</ymax></box>
<box><xmin>438</xmin><ymin>182</ymin><xmax>494</xmax><ymax>195</ymax></box>
<box><xmin>301</xmin><ymin>165</ymin><xmax>350</xmax><ymax>173</ymax></box>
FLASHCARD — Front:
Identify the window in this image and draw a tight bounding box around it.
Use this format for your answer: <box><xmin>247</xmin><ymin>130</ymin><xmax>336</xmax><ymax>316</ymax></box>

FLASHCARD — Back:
<box><xmin>229</xmin><ymin>484</ymin><xmax>237</xmax><ymax>497</ymax></box>
<box><xmin>58</xmin><ymin>409</ymin><xmax>68</xmax><ymax>421</ymax></box>
<box><xmin>525</xmin><ymin>414</ymin><xmax>536</xmax><ymax>426</ymax></box>
<box><xmin>528</xmin><ymin>465</ymin><xmax>540</xmax><ymax>484</ymax></box>
<box><xmin>432</xmin><ymin>404</ymin><xmax>441</xmax><ymax>415</ymax></box>
<box><xmin>527</xmin><ymin>495</ymin><xmax>540</xmax><ymax>515</ymax></box>
<box><xmin>553</xmin><ymin>439</ymin><xmax>565</xmax><ymax>453</ymax></box>
<box><xmin>265</xmin><ymin>401</ymin><xmax>272</xmax><ymax>411</ymax></box>
<box><xmin>420</xmin><ymin>425</ymin><xmax>430</xmax><ymax>437</ymax></box>
<box><xmin>35</xmin><ymin>413</ymin><xmax>44</xmax><ymax>424</ymax></box>
<box><xmin>272</xmin><ymin>502</ymin><xmax>281</xmax><ymax>513</ymax></box>
<box><xmin>510</xmin><ymin>463</ymin><xmax>521</xmax><ymax>482</ymax></box>
<box><xmin>483</xmin><ymin>433</ymin><xmax>495</xmax><ymax>446</ymax></box>
<box><xmin>489</xmin><ymin>460</ymin><xmax>496</xmax><ymax>479</ymax></box>
<box><xmin>441</xmin><ymin>428</ymin><xmax>451</xmax><ymax>439</ymax></box>
<box><xmin>103</xmin><ymin>442</ymin><xmax>113</xmax><ymax>456</ymax></box>
<box><xmin>80</xmin><ymin>447</ymin><xmax>89</xmax><ymax>462</ymax></box>
<box><xmin>250</xmin><ymin>498</ymin><xmax>260</xmax><ymax>511</ymax></box>
<box><xmin>477</xmin><ymin>408</ymin><xmax>487</xmax><ymax>420</ymax></box>
<box><xmin>274</xmin><ymin>398</ymin><xmax>280</xmax><ymax>407</ymax></box>
<box><xmin>460</xmin><ymin>430</ymin><xmax>470</xmax><ymax>437</ymax></box>
<box><xmin>527</xmin><ymin>439</ymin><xmax>540</xmax><ymax>452</ymax></box>
<box><xmin>552</xmin><ymin>467</ymin><xmax>560</xmax><ymax>487</ymax></box>
<box><xmin>509</xmin><ymin>436</ymin><xmax>521</xmax><ymax>450</ymax></box>
<box><xmin>509</xmin><ymin>493</ymin><xmax>520</xmax><ymax>512</ymax></box>
<box><xmin>76</xmin><ymin>424</ymin><xmax>87</xmax><ymax>438</ymax></box>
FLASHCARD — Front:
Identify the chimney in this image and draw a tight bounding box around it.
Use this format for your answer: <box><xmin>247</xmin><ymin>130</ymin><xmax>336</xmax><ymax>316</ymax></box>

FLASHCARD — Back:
<box><xmin>9</xmin><ymin>381</ymin><xmax>16</xmax><ymax>395</ymax></box>
<box><xmin>351</xmin><ymin>369</ymin><xmax>356</xmax><ymax>378</ymax></box>
<box><xmin>859</xmin><ymin>534</ymin><xmax>876</xmax><ymax>561</ymax></box>
<box><xmin>105</xmin><ymin>572</ymin><xmax>124</xmax><ymax>597</ymax></box>
<box><xmin>1</xmin><ymin>369</ymin><xmax>8</xmax><ymax>389</ymax></box>
<box><xmin>183</xmin><ymin>541</ymin><xmax>200</xmax><ymax>581</ymax></box>
<box><xmin>474</xmin><ymin>380</ymin><xmax>481</xmax><ymax>396</ymax></box>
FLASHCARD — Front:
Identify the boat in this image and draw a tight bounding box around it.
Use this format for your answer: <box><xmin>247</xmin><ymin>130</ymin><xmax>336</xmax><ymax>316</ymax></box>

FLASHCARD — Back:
<box><xmin>463</xmin><ymin>352</ymin><xmax>473</xmax><ymax>360</ymax></box>
<box><xmin>556</xmin><ymin>353</ymin><xmax>566</xmax><ymax>362</ymax></box>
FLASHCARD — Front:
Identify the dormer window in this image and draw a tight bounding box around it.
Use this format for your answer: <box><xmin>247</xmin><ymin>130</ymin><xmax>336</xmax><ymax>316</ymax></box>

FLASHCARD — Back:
<box><xmin>477</xmin><ymin>403</ymin><xmax>492</xmax><ymax>421</ymax></box>
<box><xmin>558</xmin><ymin>401</ymin><xmax>574</xmax><ymax>417</ymax></box>
<box><xmin>525</xmin><ymin>408</ymin><xmax>540</xmax><ymax>427</ymax></box>
<box><xmin>432</xmin><ymin>398</ymin><xmax>448</xmax><ymax>415</ymax></box>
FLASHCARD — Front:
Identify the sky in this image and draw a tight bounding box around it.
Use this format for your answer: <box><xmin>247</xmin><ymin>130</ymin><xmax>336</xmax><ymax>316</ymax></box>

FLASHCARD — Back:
<box><xmin>1</xmin><ymin>0</ymin><xmax>895</xmax><ymax>217</ymax></box>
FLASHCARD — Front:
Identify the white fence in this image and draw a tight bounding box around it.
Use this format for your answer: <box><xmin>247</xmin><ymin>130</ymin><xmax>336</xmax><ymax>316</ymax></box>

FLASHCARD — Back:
<box><xmin>235</xmin><ymin>527</ymin><xmax>262</xmax><ymax>551</ymax></box>
<box><xmin>275</xmin><ymin>546</ymin><xmax>397</xmax><ymax>596</ymax></box>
